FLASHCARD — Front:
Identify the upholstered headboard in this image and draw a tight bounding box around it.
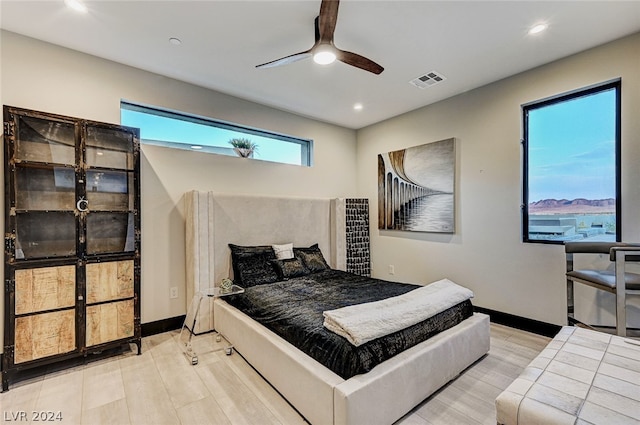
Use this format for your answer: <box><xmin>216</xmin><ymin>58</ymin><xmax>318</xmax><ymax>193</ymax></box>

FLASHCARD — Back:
<box><xmin>184</xmin><ymin>191</ymin><xmax>348</xmax><ymax>332</ymax></box>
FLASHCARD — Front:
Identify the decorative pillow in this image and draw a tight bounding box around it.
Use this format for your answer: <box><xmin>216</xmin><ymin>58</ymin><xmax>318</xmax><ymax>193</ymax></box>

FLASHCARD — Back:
<box><xmin>293</xmin><ymin>243</ymin><xmax>330</xmax><ymax>273</ymax></box>
<box><xmin>272</xmin><ymin>243</ymin><xmax>294</xmax><ymax>260</ymax></box>
<box><xmin>228</xmin><ymin>244</ymin><xmax>278</xmax><ymax>287</ymax></box>
<box><xmin>270</xmin><ymin>257</ymin><xmax>310</xmax><ymax>280</ymax></box>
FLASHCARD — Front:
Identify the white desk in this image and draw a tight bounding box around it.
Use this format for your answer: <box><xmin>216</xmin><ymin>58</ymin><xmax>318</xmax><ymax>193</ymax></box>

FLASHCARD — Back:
<box><xmin>178</xmin><ymin>285</ymin><xmax>245</xmax><ymax>365</ymax></box>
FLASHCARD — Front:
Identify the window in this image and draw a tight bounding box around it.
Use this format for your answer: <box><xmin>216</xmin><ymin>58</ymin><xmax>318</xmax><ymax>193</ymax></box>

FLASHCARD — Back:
<box><xmin>120</xmin><ymin>102</ymin><xmax>312</xmax><ymax>166</ymax></box>
<box><xmin>522</xmin><ymin>80</ymin><xmax>620</xmax><ymax>244</ymax></box>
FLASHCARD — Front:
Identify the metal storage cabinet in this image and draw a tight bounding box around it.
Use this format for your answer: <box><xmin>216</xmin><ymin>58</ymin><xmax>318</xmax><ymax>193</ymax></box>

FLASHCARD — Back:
<box><xmin>2</xmin><ymin>106</ymin><xmax>141</xmax><ymax>391</ymax></box>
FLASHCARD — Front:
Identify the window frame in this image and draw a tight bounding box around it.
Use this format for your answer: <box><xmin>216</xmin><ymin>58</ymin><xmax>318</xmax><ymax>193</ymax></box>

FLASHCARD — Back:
<box><xmin>521</xmin><ymin>79</ymin><xmax>621</xmax><ymax>244</ymax></box>
<box><xmin>120</xmin><ymin>101</ymin><xmax>313</xmax><ymax>167</ymax></box>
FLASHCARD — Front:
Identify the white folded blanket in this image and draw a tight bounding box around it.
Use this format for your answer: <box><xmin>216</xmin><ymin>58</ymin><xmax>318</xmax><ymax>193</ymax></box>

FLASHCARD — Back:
<box><xmin>323</xmin><ymin>278</ymin><xmax>474</xmax><ymax>346</ymax></box>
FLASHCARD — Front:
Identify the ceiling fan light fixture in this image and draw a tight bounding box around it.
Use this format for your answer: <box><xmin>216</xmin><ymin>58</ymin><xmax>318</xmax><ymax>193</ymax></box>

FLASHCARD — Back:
<box><xmin>313</xmin><ymin>49</ymin><xmax>337</xmax><ymax>65</ymax></box>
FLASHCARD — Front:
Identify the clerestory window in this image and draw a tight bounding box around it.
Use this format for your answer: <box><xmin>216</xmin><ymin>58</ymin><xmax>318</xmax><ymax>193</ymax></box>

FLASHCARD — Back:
<box><xmin>120</xmin><ymin>101</ymin><xmax>312</xmax><ymax>166</ymax></box>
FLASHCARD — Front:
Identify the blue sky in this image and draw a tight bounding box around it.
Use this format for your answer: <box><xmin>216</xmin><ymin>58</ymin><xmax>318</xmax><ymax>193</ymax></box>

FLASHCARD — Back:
<box><xmin>121</xmin><ymin>109</ymin><xmax>304</xmax><ymax>165</ymax></box>
<box><xmin>528</xmin><ymin>88</ymin><xmax>616</xmax><ymax>202</ymax></box>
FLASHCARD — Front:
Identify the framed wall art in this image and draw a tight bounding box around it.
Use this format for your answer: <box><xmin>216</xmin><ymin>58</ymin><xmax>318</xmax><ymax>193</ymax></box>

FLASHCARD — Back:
<box><xmin>378</xmin><ymin>138</ymin><xmax>455</xmax><ymax>233</ymax></box>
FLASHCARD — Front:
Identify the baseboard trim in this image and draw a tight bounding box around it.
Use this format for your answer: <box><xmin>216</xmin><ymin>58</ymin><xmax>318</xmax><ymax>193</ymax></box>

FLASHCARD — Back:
<box><xmin>141</xmin><ymin>315</ymin><xmax>186</xmax><ymax>337</ymax></box>
<box><xmin>474</xmin><ymin>306</ymin><xmax>561</xmax><ymax>338</ymax></box>
<box><xmin>141</xmin><ymin>310</ymin><xmax>560</xmax><ymax>340</ymax></box>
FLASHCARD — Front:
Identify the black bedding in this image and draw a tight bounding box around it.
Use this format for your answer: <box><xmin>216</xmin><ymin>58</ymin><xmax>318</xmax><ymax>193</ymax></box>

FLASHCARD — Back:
<box><xmin>224</xmin><ymin>269</ymin><xmax>473</xmax><ymax>379</ymax></box>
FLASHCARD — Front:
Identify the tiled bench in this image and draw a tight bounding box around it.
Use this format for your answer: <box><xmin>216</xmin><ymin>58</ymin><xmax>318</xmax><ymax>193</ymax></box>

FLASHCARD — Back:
<box><xmin>495</xmin><ymin>326</ymin><xmax>640</xmax><ymax>425</ymax></box>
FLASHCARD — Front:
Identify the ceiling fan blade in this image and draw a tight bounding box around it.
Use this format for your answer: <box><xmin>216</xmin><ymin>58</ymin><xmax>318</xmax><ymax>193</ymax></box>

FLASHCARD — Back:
<box><xmin>318</xmin><ymin>0</ymin><xmax>339</xmax><ymax>42</ymax></box>
<box><xmin>314</xmin><ymin>16</ymin><xmax>320</xmax><ymax>43</ymax></box>
<box><xmin>336</xmin><ymin>49</ymin><xmax>384</xmax><ymax>75</ymax></box>
<box><xmin>256</xmin><ymin>50</ymin><xmax>312</xmax><ymax>69</ymax></box>
<box><xmin>256</xmin><ymin>0</ymin><xmax>384</xmax><ymax>75</ymax></box>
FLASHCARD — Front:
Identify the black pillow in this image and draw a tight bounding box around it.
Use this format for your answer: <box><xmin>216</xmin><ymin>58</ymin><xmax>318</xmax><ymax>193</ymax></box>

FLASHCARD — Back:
<box><xmin>228</xmin><ymin>244</ymin><xmax>279</xmax><ymax>287</ymax></box>
<box><xmin>270</xmin><ymin>258</ymin><xmax>310</xmax><ymax>280</ymax></box>
<box><xmin>293</xmin><ymin>243</ymin><xmax>330</xmax><ymax>273</ymax></box>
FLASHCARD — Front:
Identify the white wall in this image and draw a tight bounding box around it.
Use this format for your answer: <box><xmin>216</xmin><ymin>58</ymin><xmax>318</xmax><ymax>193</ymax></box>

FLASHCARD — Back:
<box><xmin>0</xmin><ymin>30</ymin><xmax>358</xmax><ymax>341</ymax></box>
<box><xmin>357</xmin><ymin>33</ymin><xmax>640</xmax><ymax>327</ymax></box>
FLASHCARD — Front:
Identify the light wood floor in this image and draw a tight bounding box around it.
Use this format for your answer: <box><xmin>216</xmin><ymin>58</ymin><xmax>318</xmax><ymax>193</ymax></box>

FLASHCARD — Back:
<box><xmin>1</xmin><ymin>323</ymin><xmax>550</xmax><ymax>425</ymax></box>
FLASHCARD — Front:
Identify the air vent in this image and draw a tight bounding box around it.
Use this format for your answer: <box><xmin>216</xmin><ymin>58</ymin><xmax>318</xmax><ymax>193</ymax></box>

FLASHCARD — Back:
<box><xmin>409</xmin><ymin>71</ymin><xmax>447</xmax><ymax>89</ymax></box>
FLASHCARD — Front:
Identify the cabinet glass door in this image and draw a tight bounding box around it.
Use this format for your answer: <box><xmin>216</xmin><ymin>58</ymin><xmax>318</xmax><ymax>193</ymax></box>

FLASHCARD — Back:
<box><xmin>85</xmin><ymin>170</ymin><xmax>134</xmax><ymax>211</ymax></box>
<box><xmin>15</xmin><ymin>165</ymin><xmax>76</xmax><ymax>211</ymax></box>
<box><xmin>84</xmin><ymin>123</ymin><xmax>137</xmax><ymax>256</ymax></box>
<box><xmin>15</xmin><ymin>115</ymin><xmax>76</xmax><ymax>165</ymax></box>
<box><xmin>85</xmin><ymin>126</ymin><xmax>135</xmax><ymax>170</ymax></box>
<box><xmin>86</xmin><ymin>212</ymin><xmax>135</xmax><ymax>254</ymax></box>
<box><xmin>15</xmin><ymin>212</ymin><xmax>76</xmax><ymax>259</ymax></box>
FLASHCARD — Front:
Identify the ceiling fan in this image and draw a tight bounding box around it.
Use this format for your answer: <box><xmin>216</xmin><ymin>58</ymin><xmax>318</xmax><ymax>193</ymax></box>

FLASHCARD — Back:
<box><xmin>256</xmin><ymin>0</ymin><xmax>384</xmax><ymax>75</ymax></box>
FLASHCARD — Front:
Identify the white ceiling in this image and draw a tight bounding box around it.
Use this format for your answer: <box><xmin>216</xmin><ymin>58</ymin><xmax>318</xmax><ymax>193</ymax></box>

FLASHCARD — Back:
<box><xmin>2</xmin><ymin>1</ymin><xmax>640</xmax><ymax>129</ymax></box>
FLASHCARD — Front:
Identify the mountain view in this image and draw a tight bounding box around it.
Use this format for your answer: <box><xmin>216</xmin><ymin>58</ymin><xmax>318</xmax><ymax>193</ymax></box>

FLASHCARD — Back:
<box><xmin>529</xmin><ymin>198</ymin><xmax>615</xmax><ymax>214</ymax></box>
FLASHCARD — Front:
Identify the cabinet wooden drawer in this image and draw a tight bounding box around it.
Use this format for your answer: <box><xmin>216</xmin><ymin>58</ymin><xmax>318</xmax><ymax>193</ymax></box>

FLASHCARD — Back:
<box><xmin>15</xmin><ymin>310</ymin><xmax>76</xmax><ymax>363</ymax></box>
<box><xmin>86</xmin><ymin>260</ymin><xmax>134</xmax><ymax>304</ymax></box>
<box><xmin>15</xmin><ymin>265</ymin><xmax>75</xmax><ymax>315</ymax></box>
<box><xmin>86</xmin><ymin>299</ymin><xmax>134</xmax><ymax>347</ymax></box>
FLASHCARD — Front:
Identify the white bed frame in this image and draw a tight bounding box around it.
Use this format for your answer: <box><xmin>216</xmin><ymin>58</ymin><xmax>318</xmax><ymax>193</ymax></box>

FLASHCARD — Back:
<box><xmin>185</xmin><ymin>191</ymin><xmax>490</xmax><ymax>425</ymax></box>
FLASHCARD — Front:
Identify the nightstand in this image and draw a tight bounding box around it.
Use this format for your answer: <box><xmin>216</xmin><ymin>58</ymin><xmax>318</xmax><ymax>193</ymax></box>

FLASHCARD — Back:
<box><xmin>178</xmin><ymin>285</ymin><xmax>245</xmax><ymax>365</ymax></box>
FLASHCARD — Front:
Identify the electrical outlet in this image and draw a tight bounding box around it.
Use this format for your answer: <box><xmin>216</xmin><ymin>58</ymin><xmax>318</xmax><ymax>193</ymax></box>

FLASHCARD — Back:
<box><xmin>388</xmin><ymin>265</ymin><xmax>395</xmax><ymax>275</ymax></box>
<box><xmin>170</xmin><ymin>287</ymin><xmax>178</xmax><ymax>299</ymax></box>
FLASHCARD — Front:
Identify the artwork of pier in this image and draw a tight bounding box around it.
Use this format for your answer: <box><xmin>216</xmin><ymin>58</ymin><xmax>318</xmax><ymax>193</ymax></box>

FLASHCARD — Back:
<box><xmin>378</xmin><ymin>138</ymin><xmax>455</xmax><ymax>233</ymax></box>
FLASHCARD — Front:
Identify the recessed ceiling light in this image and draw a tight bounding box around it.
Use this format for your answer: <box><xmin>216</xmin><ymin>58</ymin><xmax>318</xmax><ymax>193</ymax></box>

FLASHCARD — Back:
<box><xmin>169</xmin><ymin>37</ymin><xmax>182</xmax><ymax>46</ymax></box>
<box><xmin>64</xmin><ymin>0</ymin><xmax>88</xmax><ymax>13</ymax></box>
<box><xmin>190</xmin><ymin>145</ymin><xmax>202</xmax><ymax>150</ymax></box>
<box><xmin>353</xmin><ymin>103</ymin><xmax>363</xmax><ymax>111</ymax></box>
<box><xmin>529</xmin><ymin>23</ymin><xmax>548</xmax><ymax>35</ymax></box>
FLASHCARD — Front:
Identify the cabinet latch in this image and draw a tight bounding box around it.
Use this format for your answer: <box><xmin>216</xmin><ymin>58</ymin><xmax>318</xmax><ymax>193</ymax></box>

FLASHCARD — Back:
<box><xmin>3</xmin><ymin>345</ymin><xmax>15</xmax><ymax>363</ymax></box>
<box><xmin>4</xmin><ymin>121</ymin><xmax>15</xmax><ymax>137</ymax></box>
<box><xmin>5</xmin><ymin>279</ymin><xmax>15</xmax><ymax>293</ymax></box>
<box><xmin>4</xmin><ymin>235</ymin><xmax>15</xmax><ymax>255</ymax></box>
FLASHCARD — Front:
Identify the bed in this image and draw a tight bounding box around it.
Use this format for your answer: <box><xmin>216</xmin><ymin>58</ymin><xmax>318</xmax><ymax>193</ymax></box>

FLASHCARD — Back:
<box><xmin>185</xmin><ymin>191</ymin><xmax>490</xmax><ymax>425</ymax></box>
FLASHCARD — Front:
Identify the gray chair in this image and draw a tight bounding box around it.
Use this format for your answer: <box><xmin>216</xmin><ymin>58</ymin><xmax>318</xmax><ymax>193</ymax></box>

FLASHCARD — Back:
<box><xmin>565</xmin><ymin>242</ymin><xmax>640</xmax><ymax>336</ymax></box>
